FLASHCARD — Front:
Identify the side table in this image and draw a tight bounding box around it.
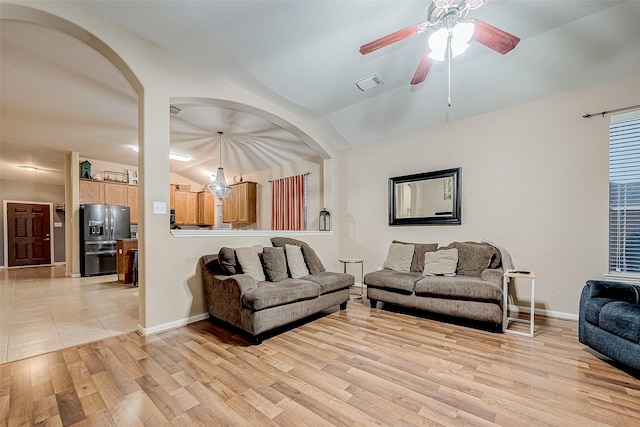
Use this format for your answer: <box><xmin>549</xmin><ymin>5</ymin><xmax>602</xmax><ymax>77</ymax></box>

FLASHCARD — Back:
<box><xmin>339</xmin><ymin>258</ymin><xmax>364</xmax><ymax>300</ymax></box>
<box><xmin>503</xmin><ymin>269</ymin><xmax>535</xmax><ymax>337</ymax></box>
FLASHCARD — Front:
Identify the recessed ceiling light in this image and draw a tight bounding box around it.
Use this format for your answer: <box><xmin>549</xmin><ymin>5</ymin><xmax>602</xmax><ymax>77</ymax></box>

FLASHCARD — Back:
<box><xmin>355</xmin><ymin>73</ymin><xmax>385</xmax><ymax>91</ymax></box>
<box><xmin>20</xmin><ymin>166</ymin><xmax>38</xmax><ymax>172</ymax></box>
<box><xmin>131</xmin><ymin>146</ymin><xmax>139</xmax><ymax>152</ymax></box>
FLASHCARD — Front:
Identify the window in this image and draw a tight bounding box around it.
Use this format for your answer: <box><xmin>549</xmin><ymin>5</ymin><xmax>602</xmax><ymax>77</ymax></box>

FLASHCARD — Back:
<box><xmin>609</xmin><ymin>110</ymin><xmax>640</xmax><ymax>274</ymax></box>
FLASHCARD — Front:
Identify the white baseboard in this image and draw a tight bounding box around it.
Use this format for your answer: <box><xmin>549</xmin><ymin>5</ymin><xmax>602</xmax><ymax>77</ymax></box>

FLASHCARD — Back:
<box><xmin>136</xmin><ymin>312</ymin><xmax>210</xmax><ymax>336</ymax></box>
<box><xmin>508</xmin><ymin>304</ymin><xmax>578</xmax><ymax>321</ymax></box>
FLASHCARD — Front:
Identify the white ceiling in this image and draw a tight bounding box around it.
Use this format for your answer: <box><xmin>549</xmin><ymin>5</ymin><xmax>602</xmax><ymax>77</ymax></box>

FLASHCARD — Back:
<box><xmin>2</xmin><ymin>1</ymin><xmax>640</xmax><ymax>185</ymax></box>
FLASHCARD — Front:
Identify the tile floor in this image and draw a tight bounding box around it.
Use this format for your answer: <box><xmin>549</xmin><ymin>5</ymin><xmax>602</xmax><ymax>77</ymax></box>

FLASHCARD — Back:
<box><xmin>0</xmin><ymin>264</ymin><xmax>138</xmax><ymax>364</ymax></box>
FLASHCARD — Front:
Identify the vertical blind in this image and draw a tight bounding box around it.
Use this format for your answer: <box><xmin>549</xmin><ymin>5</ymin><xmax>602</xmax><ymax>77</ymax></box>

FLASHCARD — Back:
<box><xmin>609</xmin><ymin>111</ymin><xmax>640</xmax><ymax>273</ymax></box>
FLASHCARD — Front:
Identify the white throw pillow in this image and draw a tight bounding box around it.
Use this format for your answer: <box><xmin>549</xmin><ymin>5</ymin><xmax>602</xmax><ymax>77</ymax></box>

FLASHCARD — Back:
<box><xmin>382</xmin><ymin>243</ymin><xmax>414</xmax><ymax>273</ymax></box>
<box><xmin>235</xmin><ymin>246</ymin><xmax>265</xmax><ymax>281</ymax></box>
<box><xmin>423</xmin><ymin>248</ymin><xmax>458</xmax><ymax>277</ymax></box>
<box><xmin>285</xmin><ymin>244</ymin><xmax>309</xmax><ymax>278</ymax></box>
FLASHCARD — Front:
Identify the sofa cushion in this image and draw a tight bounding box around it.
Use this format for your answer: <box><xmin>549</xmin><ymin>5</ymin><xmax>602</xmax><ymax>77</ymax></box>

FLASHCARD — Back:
<box><xmin>301</xmin><ymin>245</ymin><xmax>326</xmax><ymax>275</ymax></box>
<box><xmin>414</xmin><ymin>276</ymin><xmax>503</xmax><ymax>303</ymax></box>
<box><xmin>583</xmin><ymin>298</ymin><xmax>618</xmax><ymax>326</ymax></box>
<box><xmin>364</xmin><ymin>269</ymin><xmax>421</xmax><ymax>294</ymax></box>
<box><xmin>218</xmin><ymin>247</ymin><xmax>240</xmax><ymax>275</ymax></box>
<box><xmin>271</xmin><ymin>237</ymin><xmax>326</xmax><ymax>274</ymax></box>
<box><xmin>393</xmin><ymin>240</ymin><xmax>438</xmax><ymax>272</ymax></box>
<box><xmin>440</xmin><ymin>242</ymin><xmax>494</xmax><ymax>277</ymax></box>
<box><xmin>262</xmin><ymin>247</ymin><xmax>288</xmax><ymax>282</ymax></box>
<box><xmin>423</xmin><ymin>248</ymin><xmax>458</xmax><ymax>277</ymax></box>
<box><xmin>242</xmin><ymin>279</ymin><xmax>320</xmax><ymax>311</ymax></box>
<box><xmin>235</xmin><ymin>246</ymin><xmax>265</xmax><ymax>282</ymax></box>
<box><xmin>383</xmin><ymin>243</ymin><xmax>414</xmax><ymax>273</ymax></box>
<box><xmin>285</xmin><ymin>244</ymin><xmax>309</xmax><ymax>278</ymax></box>
<box><xmin>304</xmin><ymin>271</ymin><xmax>354</xmax><ymax>295</ymax></box>
<box><xmin>599</xmin><ymin>301</ymin><xmax>640</xmax><ymax>343</ymax></box>
<box><xmin>464</xmin><ymin>241</ymin><xmax>501</xmax><ymax>269</ymax></box>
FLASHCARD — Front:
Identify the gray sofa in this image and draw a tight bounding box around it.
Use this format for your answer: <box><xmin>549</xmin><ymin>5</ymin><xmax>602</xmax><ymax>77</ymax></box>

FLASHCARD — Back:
<box><xmin>365</xmin><ymin>241</ymin><xmax>506</xmax><ymax>328</ymax></box>
<box><xmin>200</xmin><ymin>238</ymin><xmax>353</xmax><ymax>343</ymax></box>
<box><xmin>579</xmin><ymin>280</ymin><xmax>640</xmax><ymax>371</ymax></box>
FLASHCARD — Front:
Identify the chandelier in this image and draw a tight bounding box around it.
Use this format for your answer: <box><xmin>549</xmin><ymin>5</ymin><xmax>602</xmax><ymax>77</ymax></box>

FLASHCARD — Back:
<box><xmin>208</xmin><ymin>131</ymin><xmax>232</xmax><ymax>200</ymax></box>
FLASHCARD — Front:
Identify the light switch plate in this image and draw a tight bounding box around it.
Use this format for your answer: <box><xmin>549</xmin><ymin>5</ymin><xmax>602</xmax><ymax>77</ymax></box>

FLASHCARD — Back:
<box><xmin>152</xmin><ymin>201</ymin><xmax>167</xmax><ymax>214</ymax></box>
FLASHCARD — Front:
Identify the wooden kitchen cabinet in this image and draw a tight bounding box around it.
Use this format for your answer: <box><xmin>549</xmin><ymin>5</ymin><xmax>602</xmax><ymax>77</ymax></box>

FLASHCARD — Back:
<box><xmin>79</xmin><ymin>179</ymin><xmax>104</xmax><ymax>204</ymax></box>
<box><xmin>173</xmin><ymin>190</ymin><xmax>198</xmax><ymax>225</ymax></box>
<box><xmin>127</xmin><ymin>186</ymin><xmax>139</xmax><ymax>224</ymax></box>
<box><xmin>222</xmin><ymin>182</ymin><xmax>257</xmax><ymax>224</ymax></box>
<box><xmin>197</xmin><ymin>191</ymin><xmax>215</xmax><ymax>225</ymax></box>
<box><xmin>104</xmin><ymin>182</ymin><xmax>128</xmax><ymax>206</ymax></box>
<box><xmin>170</xmin><ymin>184</ymin><xmax>177</xmax><ymax>209</ymax></box>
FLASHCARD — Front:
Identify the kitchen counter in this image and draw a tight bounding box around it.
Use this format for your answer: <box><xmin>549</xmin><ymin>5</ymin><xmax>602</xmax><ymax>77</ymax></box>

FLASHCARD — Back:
<box><xmin>116</xmin><ymin>239</ymin><xmax>138</xmax><ymax>283</ymax></box>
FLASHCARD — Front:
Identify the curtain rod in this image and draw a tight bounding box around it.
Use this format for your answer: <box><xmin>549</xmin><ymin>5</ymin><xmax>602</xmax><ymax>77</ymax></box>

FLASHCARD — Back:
<box><xmin>268</xmin><ymin>172</ymin><xmax>310</xmax><ymax>183</ymax></box>
<box><xmin>582</xmin><ymin>104</ymin><xmax>640</xmax><ymax>118</ymax></box>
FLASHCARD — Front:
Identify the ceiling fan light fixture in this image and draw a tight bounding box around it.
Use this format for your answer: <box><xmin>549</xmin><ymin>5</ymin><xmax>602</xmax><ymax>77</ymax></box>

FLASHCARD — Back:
<box><xmin>428</xmin><ymin>21</ymin><xmax>475</xmax><ymax>61</ymax></box>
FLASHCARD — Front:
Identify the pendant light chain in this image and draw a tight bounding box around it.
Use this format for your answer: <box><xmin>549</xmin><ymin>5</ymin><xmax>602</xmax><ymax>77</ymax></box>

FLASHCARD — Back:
<box><xmin>447</xmin><ymin>31</ymin><xmax>452</xmax><ymax>107</ymax></box>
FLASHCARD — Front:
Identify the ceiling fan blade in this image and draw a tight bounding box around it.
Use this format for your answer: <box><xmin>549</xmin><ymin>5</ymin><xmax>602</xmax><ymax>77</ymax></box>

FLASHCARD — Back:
<box><xmin>360</xmin><ymin>22</ymin><xmax>428</xmax><ymax>55</ymax></box>
<box><xmin>410</xmin><ymin>48</ymin><xmax>433</xmax><ymax>85</ymax></box>
<box><xmin>472</xmin><ymin>19</ymin><xmax>520</xmax><ymax>55</ymax></box>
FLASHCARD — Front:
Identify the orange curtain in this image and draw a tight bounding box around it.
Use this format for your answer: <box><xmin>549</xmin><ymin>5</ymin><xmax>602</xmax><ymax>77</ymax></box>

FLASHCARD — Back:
<box><xmin>271</xmin><ymin>174</ymin><xmax>306</xmax><ymax>230</ymax></box>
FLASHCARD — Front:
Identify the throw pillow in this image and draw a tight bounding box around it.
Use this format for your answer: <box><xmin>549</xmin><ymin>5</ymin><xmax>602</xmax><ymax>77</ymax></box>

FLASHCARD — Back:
<box><xmin>481</xmin><ymin>238</ymin><xmax>513</xmax><ymax>270</ymax></box>
<box><xmin>440</xmin><ymin>242</ymin><xmax>494</xmax><ymax>277</ymax></box>
<box><xmin>301</xmin><ymin>245</ymin><xmax>326</xmax><ymax>275</ymax></box>
<box><xmin>218</xmin><ymin>247</ymin><xmax>239</xmax><ymax>275</ymax></box>
<box><xmin>423</xmin><ymin>248</ymin><xmax>458</xmax><ymax>277</ymax></box>
<box><xmin>271</xmin><ymin>237</ymin><xmax>326</xmax><ymax>274</ymax></box>
<box><xmin>382</xmin><ymin>243</ymin><xmax>414</xmax><ymax>273</ymax></box>
<box><xmin>262</xmin><ymin>247</ymin><xmax>288</xmax><ymax>282</ymax></box>
<box><xmin>235</xmin><ymin>246</ymin><xmax>266</xmax><ymax>282</ymax></box>
<box><xmin>464</xmin><ymin>241</ymin><xmax>501</xmax><ymax>269</ymax></box>
<box><xmin>393</xmin><ymin>240</ymin><xmax>438</xmax><ymax>272</ymax></box>
<box><xmin>285</xmin><ymin>244</ymin><xmax>309</xmax><ymax>278</ymax></box>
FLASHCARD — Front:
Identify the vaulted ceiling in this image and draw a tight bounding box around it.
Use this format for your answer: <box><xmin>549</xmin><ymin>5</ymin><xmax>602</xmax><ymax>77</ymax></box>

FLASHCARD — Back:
<box><xmin>2</xmin><ymin>1</ymin><xmax>640</xmax><ymax>185</ymax></box>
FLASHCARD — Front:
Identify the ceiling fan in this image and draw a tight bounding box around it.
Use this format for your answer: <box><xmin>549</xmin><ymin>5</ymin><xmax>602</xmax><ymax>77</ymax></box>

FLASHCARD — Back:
<box><xmin>359</xmin><ymin>0</ymin><xmax>520</xmax><ymax>93</ymax></box>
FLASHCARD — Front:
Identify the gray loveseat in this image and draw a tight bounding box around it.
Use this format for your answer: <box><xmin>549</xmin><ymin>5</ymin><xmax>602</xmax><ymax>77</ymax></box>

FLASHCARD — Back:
<box><xmin>200</xmin><ymin>238</ymin><xmax>353</xmax><ymax>343</ymax></box>
<box><xmin>579</xmin><ymin>280</ymin><xmax>640</xmax><ymax>371</ymax></box>
<box><xmin>365</xmin><ymin>241</ymin><xmax>506</xmax><ymax>328</ymax></box>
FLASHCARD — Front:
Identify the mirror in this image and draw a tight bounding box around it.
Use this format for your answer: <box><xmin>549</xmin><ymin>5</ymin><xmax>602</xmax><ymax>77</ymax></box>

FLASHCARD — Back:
<box><xmin>389</xmin><ymin>168</ymin><xmax>461</xmax><ymax>225</ymax></box>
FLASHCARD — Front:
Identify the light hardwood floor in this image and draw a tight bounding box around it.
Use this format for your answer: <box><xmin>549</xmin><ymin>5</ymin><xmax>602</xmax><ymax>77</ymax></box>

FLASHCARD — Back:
<box><xmin>0</xmin><ymin>265</ymin><xmax>138</xmax><ymax>364</ymax></box>
<box><xmin>1</xmin><ymin>297</ymin><xmax>639</xmax><ymax>426</ymax></box>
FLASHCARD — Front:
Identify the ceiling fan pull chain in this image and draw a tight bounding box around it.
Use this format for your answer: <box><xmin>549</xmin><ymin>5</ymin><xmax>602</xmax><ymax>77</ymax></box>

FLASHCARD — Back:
<box><xmin>447</xmin><ymin>32</ymin><xmax>452</xmax><ymax>107</ymax></box>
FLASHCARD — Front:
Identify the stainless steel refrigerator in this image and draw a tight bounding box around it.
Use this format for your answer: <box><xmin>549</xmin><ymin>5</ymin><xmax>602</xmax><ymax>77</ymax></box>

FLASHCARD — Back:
<box><xmin>80</xmin><ymin>204</ymin><xmax>131</xmax><ymax>276</ymax></box>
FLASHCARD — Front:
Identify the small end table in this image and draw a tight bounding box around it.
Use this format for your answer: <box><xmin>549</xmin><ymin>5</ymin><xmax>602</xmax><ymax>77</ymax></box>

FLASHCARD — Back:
<box><xmin>339</xmin><ymin>258</ymin><xmax>364</xmax><ymax>300</ymax></box>
<box><xmin>503</xmin><ymin>269</ymin><xmax>536</xmax><ymax>337</ymax></box>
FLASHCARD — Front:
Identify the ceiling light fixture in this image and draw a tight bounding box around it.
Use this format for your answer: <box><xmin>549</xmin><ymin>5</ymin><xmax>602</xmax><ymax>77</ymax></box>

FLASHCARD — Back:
<box><xmin>425</xmin><ymin>0</ymin><xmax>485</xmax><ymax>106</ymax></box>
<box><xmin>208</xmin><ymin>131</ymin><xmax>232</xmax><ymax>200</ymax></box>
<box><xmin>132</xmin><ymin>146</ymin><xmax>192</xmax><ymax>162</ymax></box>
<box><xmin>169</xmin><ymin>152</ymin><xmax>192</xmax><ymax>162</ymax></box>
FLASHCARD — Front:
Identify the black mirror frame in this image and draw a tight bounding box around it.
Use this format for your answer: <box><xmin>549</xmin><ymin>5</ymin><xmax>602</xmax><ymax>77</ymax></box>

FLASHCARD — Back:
<box><xmin>389</xmin><ymin>167</ymin><xmax>462</xmax><ymax>226</ymax></box>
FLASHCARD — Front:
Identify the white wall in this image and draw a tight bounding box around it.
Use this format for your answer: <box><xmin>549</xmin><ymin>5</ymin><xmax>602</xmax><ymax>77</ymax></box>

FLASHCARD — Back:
<box><xmin>340</xmin><ymin>74</ymin><xmax>640</xmax><ymax>317</ymax></box>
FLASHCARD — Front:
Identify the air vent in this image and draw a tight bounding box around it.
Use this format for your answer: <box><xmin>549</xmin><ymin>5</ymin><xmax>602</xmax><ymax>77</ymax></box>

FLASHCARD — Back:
<box><xmin>355</xmin><ymin>73</ymin><xmax>385</xmax><ymax>91</ymax></box>
<box><xmin>169</xmin><ymin>105</ymin><xmax>181</xmax><ymax>115</ymax></box>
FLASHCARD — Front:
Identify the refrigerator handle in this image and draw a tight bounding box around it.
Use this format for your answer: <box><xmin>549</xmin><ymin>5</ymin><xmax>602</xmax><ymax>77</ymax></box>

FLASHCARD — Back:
<box><xmin>111</xmin><ymin>208</ymin><xmax>115</xmax><ymax>240</ymax></box>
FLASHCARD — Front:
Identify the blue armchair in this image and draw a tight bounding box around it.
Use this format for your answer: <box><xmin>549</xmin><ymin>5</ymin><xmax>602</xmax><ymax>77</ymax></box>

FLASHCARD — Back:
<box><xmin>579</xmin><ymin>280</ymin><xmax>640</xmax><ymax>371</ymax></box>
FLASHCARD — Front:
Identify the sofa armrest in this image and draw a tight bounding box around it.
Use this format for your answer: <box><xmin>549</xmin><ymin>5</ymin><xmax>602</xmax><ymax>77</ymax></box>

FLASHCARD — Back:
<box><xmin>481</xmin><ymin>268</ymin><xmax>504</xmax><ymax>287</ymax></box>
<box><xmin>585</xmin><ymin>280</ymin><xmax>639</xmax><ymax>304</ymax></box>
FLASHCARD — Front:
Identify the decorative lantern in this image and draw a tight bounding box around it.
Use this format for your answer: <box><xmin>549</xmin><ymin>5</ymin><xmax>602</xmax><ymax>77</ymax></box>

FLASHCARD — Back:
<box><xmin>81</xmin><ymin>160</ymin><xmax>92</xmax><ymax>179</ymax></box>
<box><xmin>319</xmin><ymin>208</ymin><xmax>331</xmax><ymax>231</ymax></box>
